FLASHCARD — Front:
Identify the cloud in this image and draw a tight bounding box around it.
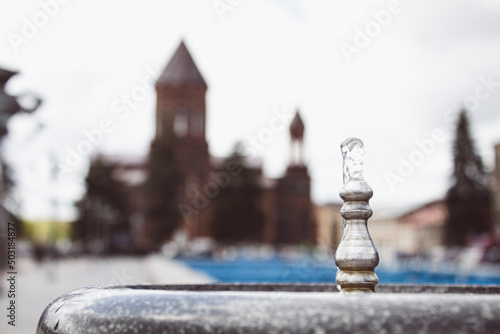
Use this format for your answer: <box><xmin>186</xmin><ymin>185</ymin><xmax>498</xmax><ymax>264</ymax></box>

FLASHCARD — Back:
<box><xmin>1</xmin><ymin>0</ymin><xmax>500</xmax><ymax>219</ymax></box>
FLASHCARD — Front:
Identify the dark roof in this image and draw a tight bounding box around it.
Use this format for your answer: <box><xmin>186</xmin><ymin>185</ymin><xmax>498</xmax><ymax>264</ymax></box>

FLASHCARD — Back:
<box><xmin>290</xmin><ymin>111</ymin><xmax>305</xmax><ymax>139</ymax></box>
<box><xmin>156</xmin><ymin>41</ymin><xmax>207</xmax><ymax>88</ymax></box>
<box><xmin>397</xmin><ymin>199</ymin><xmax>446</xmax><ymax>220</ymax></box>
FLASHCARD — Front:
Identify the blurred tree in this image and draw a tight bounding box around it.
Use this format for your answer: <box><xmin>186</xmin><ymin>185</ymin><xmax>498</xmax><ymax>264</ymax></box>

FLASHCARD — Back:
<box><xmin>0</xmin><ymin>155</ymin><xmax>22</xmax><ymax>236</ymax></box>
<box><xmin>212</xmin><ymin>143</ymin><xmax>264</xmax><ymax>244</ymax></box>
<box><xmin>143</xmin><ymin>139</ymin><xmax>184</xmax><ymax>247</ymax></box>
<box><xmin>74</xmin><ymin>156</ymin><xmax>130</xmax><ymax>253</ymax></box>
<box><xmin>0</xmin><ymin>68</ymin><xmax>41</xmax><ymax>265</ymax></box>
<box><xmin>1</xmin><ymin>154</ymin><xmax>14</xmax><ymax>195</ymax></box>
<box><xmin>445</xmin><ymin>109</ymin><xmax>493</xmax><ymax>246</ymax></box>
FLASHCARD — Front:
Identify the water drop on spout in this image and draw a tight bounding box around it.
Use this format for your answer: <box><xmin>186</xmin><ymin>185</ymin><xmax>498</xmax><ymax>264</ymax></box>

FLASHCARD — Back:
<box><xmin>341</xmin><ymin>138</ymin><xmax>365</xmax><ymax>184</ymax></box>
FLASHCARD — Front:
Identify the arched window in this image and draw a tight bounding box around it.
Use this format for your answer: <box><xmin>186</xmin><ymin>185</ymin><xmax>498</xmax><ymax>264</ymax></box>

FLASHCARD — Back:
<box><xmin>190</xmin><ymin>111</ymin><xmax>204</xmax><ymax>137</ymax></box>
<box><xmin>174</xmin><ymin>108</ymin><xmax>188</xmax><ymax>137</ymax></box>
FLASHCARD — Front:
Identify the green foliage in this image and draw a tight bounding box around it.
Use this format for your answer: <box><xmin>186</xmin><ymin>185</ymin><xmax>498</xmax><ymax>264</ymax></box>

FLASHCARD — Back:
<box><xmin>143</xmin><ymin>139</ymin><xmax>184</xmax><ymax>245</ymax></box>
<box><xmin>211</xmin><ymin>143</ymin><xmax>264</xmax><ymax>244</ymax></box>
<box><xmin>23</xmin><ymin>220</ymin><xmax>71</xmax><ymax>244</ymax></box>
<box><xmin>445</xmin><ymin>110</ymin><xmax>493</xmax><ymax>246</ymax></box>
<box><xmin>73</xmin><ymin>156</ymin><xmax>130</xmax><ymax>250</ymax></box>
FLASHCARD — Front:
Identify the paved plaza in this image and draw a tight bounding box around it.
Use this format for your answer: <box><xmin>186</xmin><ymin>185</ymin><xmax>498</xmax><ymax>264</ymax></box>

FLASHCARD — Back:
<box><xmin>0</xmin><ymin>255</ymin><xmax>213</xmax><ymax>333</ymax></box>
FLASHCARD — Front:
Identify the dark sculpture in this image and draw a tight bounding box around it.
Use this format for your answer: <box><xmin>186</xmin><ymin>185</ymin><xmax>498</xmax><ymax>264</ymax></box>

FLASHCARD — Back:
<box><xmin>0</xmin><ymin>67</ymin><xmax>41</xmax><ymax>271</ymax></box>
<box><xmin>0</xmin><ymin>67</ymin><xmax>42</xmax><ymax>139</ymax></box>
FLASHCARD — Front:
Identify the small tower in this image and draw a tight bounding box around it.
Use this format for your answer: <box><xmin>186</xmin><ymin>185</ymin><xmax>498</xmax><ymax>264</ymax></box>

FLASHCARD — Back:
<box><xmin>494</xmin><ymin>144</ymin><xmax>500</xmax><ymax>238</ymax></box>
<box><xmin>154</xmin><ymin>40</ymin><xmax>210</xmax><ymax>183</ymax></box>
<box><xmin>495</xmin><ymin>144</ymin><xmax>500</xmax><ymax>189</ymax></box>
<box><xmin>275</xmin><ymin>110</ymin><xmax>315</xmax><ymax>245</ymax></box>
<box><xmin>155</xmin><ymin>41</ymin><xmax>208</xmax><ymax>142</ymax></box>
<box><xmin>289</xmin><ymin>111</ymin><xmax>305</xmax><ymax>166</ymax></box>
<box><xmin>153</xmin><ymin>41</ymin><xmax>212</xmax><ymax>238</ymax></box>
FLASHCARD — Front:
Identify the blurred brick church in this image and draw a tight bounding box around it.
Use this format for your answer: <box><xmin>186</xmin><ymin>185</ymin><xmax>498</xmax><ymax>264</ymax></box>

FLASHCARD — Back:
<box><xmin>82</xmin><ymin>41</ymin><xmax>500</xmax><ymax>255</ymax></box>
<box><xmin>102</xmin><ymin>41</ymin><xmax>316</xmax><ymax>249</ymax></box>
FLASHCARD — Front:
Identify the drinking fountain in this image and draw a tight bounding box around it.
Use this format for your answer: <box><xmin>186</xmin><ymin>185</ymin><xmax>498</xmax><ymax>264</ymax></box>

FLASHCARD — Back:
<box><xmin>37</xmin><ymin>138</ymin><xmax>500</xmax><ymax>333</ymax></box>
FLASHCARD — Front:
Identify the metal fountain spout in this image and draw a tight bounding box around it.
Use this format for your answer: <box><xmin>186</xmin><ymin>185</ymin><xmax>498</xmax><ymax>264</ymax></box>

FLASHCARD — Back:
<box><xmin>335</xmin><ymin>137</ymin><xmax>379</xmax><ymax>294</ymax></box>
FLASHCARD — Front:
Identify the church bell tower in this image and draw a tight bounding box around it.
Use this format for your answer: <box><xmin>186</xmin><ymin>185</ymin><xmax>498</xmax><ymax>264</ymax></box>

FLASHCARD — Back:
<box><xmin>153</xmin><ymin>41</ymin><xmax>212</xmax><ymax>237</ymax></box>
<box><xmin>275</xmin><ymin>110</ymin><xmax>316</xmax><ymax>245</ymax></box>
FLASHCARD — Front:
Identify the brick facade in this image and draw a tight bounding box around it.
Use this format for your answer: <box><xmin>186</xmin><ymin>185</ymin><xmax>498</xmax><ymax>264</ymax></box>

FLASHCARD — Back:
<box><xmin>110</xmin><ymin>41</ymin><xmax>316</xmax><ymax>247</ymax></box>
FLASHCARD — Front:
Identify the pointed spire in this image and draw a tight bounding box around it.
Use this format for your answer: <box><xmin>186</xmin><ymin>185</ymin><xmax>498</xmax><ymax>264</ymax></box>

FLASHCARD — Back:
<box><xmin>290</xmin><ymin>110</ymin><xmax>305</xmax><ymax>140</ymax></box>
<box><xmin>156</xmin><ymin>41</ymin><xmax>207</xmax><ymax>88</ymax></box>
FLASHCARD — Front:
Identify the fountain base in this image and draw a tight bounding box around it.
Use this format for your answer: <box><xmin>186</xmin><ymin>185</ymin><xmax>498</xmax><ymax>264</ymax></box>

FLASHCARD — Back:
<box><xmin>37</xmin><ymin>284</ymin><xmax>500</xmax><ymax>333</ymax></box>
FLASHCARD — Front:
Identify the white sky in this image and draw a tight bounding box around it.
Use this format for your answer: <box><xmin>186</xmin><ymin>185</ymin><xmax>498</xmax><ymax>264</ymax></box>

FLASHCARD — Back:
<box><xmin>1</xmin><ymin>0</ymin><xmax>500</xmax><ymax>221</ymax></box>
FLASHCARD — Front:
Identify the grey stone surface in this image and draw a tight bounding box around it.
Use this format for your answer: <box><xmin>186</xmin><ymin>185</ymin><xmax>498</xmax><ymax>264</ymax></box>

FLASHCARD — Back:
<box><xmin>109</xmin><ymin>283</ymin><xmax>500</xmax><ymax>294</ymax></box>
<box><xmin>38</xmin><ymin>284</ymin><xmax>500</xmax><ymax>334</ymax></box>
